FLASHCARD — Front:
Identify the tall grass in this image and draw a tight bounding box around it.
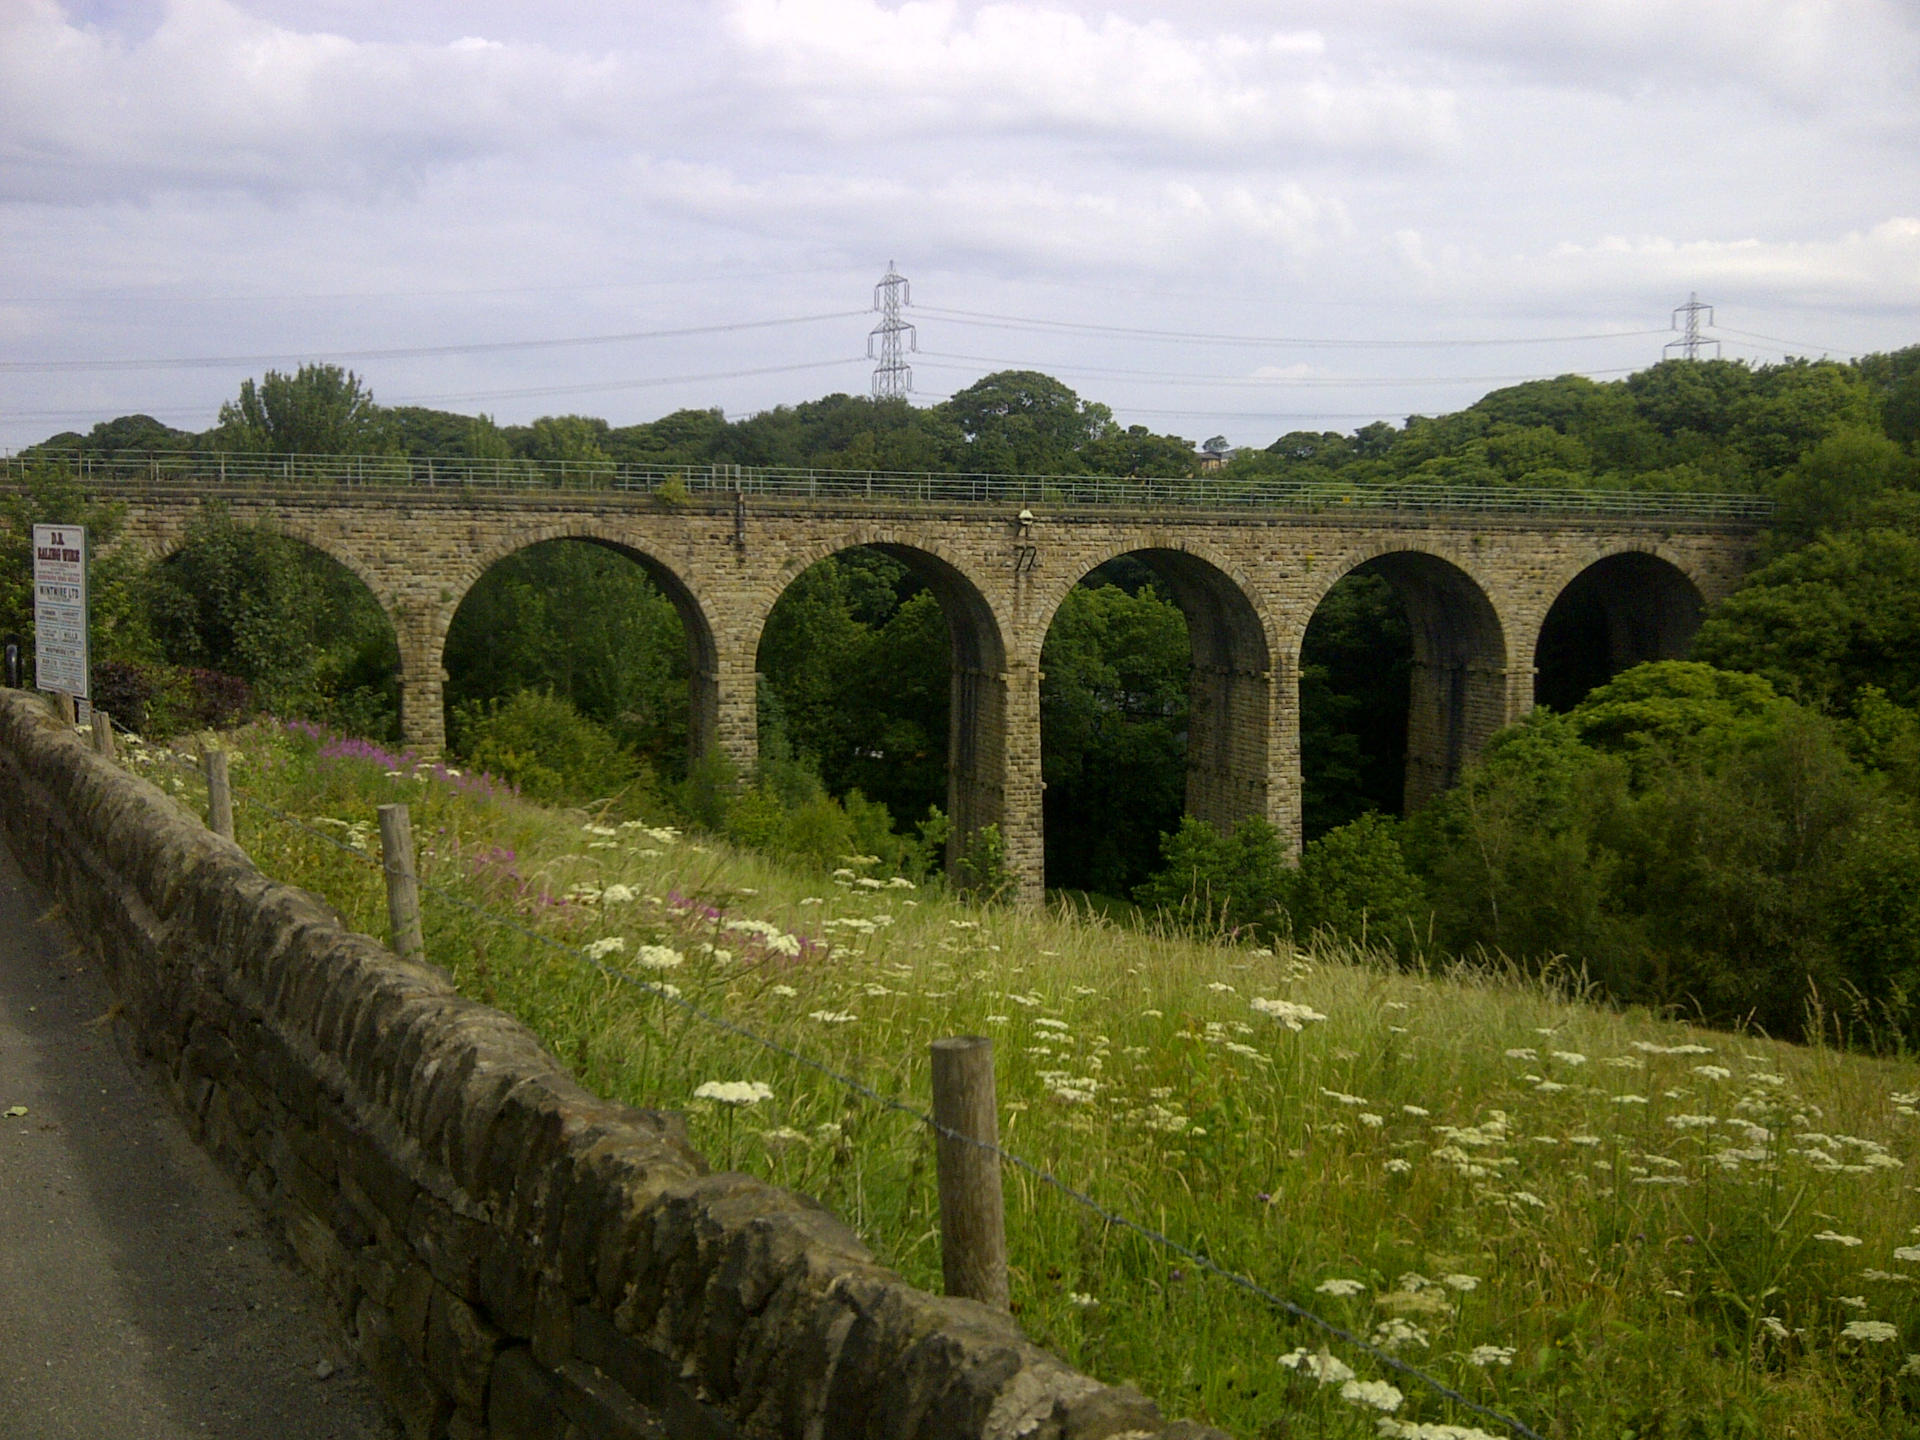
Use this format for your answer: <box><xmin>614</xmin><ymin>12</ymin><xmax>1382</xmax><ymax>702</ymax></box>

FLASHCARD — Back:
<box><xmin>125</xmin><ymin>721</ymin><xmax>1920</xmax><ymax>1440</ymax></box>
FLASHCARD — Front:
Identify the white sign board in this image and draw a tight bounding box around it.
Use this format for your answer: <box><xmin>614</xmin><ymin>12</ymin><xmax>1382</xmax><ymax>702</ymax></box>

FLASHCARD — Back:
<box><xmin>32</xmin><ymin>523</ymin><xmax>89</xmax><ymax>699</ymax></box>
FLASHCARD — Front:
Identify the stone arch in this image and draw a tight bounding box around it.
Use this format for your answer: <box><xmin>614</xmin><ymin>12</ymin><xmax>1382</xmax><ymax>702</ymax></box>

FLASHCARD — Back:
<box><xmin>1297</xmin><ymin>547</ymin><xmax>1511</xmax><ymax>812</ymax></box>
<box><xmin>443</xmin><ymin>524</ymin><xmax>722</xmax><ymax>764</ymax></box>
<box><xmin>746</xmin><ymin>532</ymin><xmax>1012</xmax><ymax>878</ymax></box>
<box><xmin>143</xmin><ymin>512</ymin><xmax>394</xmax><ymax>617</ymax></box>
<box><xmin>1032</xmin><ymin>541</ymin><xmax>1283</xmax><ymax>876</ymax></box>
<box><xmin>142</xmin><ymin>512</ymin><xmax>404</xmax><ymax>734</ymax></box>
<box><xmin>1534</xmin><ymin>547</ymin><xmax>1707</xmax><ymax>713</ymax></box>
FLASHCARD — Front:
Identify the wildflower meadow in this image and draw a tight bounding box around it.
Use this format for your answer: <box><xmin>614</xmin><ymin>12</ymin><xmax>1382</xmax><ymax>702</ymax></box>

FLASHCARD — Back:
<box><xmin>121</xmin><ymin>719</ymin><xmax>1920</xmax><ymax>1439</ymax></box>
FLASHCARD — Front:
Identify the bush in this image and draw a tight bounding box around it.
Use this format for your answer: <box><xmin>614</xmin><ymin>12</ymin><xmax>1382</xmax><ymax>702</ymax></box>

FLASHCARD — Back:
<box><xmin>1286</xmin><ymin>812</ymin><xmax>1429</xmax><ymax>956</ymax></box>
<box><xmin>453</xmin><ymin>690</ymin><xmax>642</xmax><ymax>805</ymax></box>
<box><xmin>1134</xmin><ymin>816</ymin><xmax>1287</xmax><ymax>938</ymax></box>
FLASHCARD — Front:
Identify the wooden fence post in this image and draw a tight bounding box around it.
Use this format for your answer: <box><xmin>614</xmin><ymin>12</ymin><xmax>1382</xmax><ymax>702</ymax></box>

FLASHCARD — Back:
<box><xmin>91</xmin><ymin>709</ymin><xmax>115</xmax><ymax>760</ymax></box>
<box><xmin>930</xmin><ymin>1036</ymin><xmax>1009</xmax><ymax>1310</ymax></box>
<box><xmin>203</xmin><ymin>747</ymin><xmax>234</xmax><ymax>841</ymax></box>
<box><xmin>48</xmin><ymin>691</ymin><xmax>75</xmax><ymax>727</ymax></box>
<box><xmin>377</xmin><ymin>803</ymin><xmax>426</xmax><ymax>965</ymax></box>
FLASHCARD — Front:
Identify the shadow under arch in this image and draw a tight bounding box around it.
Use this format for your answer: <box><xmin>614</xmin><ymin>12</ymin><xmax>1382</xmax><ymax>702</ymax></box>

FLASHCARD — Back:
<box><xmin>1535</xmin><ymin>550</ymin><xmax>1705</xmax><ymax>713</ymax></box>
<box><xmin>753</xmin><ymin>541</ymin><xmax>1009</xmax><ymax>872</ymax></box>
<box><xmin>442</xmin><ymin>534</ymin><xmax>720</xmax><ymax>765</ymax></box>
<box><xmin>1039</xmin><ymin>546</ymin><xmax>1276</xmax><ymax>890</ymax></box>
<box><xmin>1309</xmin><ymin>550</ymin><xmax>1509</xmax><ymax>811</ymax></box>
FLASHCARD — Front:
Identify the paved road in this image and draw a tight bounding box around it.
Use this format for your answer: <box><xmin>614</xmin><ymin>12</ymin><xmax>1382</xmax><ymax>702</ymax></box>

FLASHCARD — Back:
<box><xmin>0</xmin><ymin>836</ymin><xmax>399</xmax><ymax>1439</ymax></box>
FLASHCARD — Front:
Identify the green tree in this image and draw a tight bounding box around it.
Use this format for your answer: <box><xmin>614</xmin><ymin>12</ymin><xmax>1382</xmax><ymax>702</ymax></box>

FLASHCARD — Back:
<box><xmin>1285</xmin><ymin>811</ymin><xmax>1429</xmax><ymax>954</ymax></box>
<box><xmin>141</xmin><ymin>502</ymin><xmax>398</xmax><ymax>734</ymax></box>
<box><xmin>1693</xmin><ymin>529</ymin><xmax>1920</xmax><ymax>711</ymax></box>
<box><xmin>1763</xmin><ymin>428</ymin><xmax>1917</xmax><ymax>548</ymax></box>
<box><xmin>939</xmin><ymin>370</ymin><xmax>1115</xmax><ymax>474</ymax></box>
<box><xmin>443</xmin><ymin>541</ymin><xmax>688</xmax><ymax>769</ymax></box>
<box><xmin>214</xmin><ymin>364</ymin><xmax>380</xmax><ymax>454</ymax></box>
<box><xmin>1040</xmin><ymin>579</ymin><xmax>1190</xmax><ymax>895</ymax></box>
<box><xmin>1134</xmin><ymin>815</ymin><xmax>1288</xmax><ymax>937</ymax></box>
<box><xmin>454</xmin><ymin>690</ymin><xmax>640</xmax><ymax>804</ymax></box>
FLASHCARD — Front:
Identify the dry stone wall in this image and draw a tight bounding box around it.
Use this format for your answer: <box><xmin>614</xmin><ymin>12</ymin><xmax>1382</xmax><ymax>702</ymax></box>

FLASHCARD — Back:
<box><xmin>0</xmin><ymin>689</ymin><xmax>1226</xmax><ymax>1440</ymax></box>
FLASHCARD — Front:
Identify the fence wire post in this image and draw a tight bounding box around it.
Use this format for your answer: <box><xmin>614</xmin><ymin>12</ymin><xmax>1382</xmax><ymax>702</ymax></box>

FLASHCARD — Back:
<box><xmin>378</xmin><ymin>803</ymin><xmax>427</xmax><ymax>965</ymax></box>
<box><xmin>930</xmin><ymin>1036</ymin><xmax>1009</xmax><ymax>1309</ymax></box>
<box><xmin>91</xmin><ymin>709</ymin><xmax>116</xmax><ymax>760</ymax></box>
<box><xmin>203</xmin><ymin>747</ymin><xmax>234</xmax><ymax>841</ymax></box>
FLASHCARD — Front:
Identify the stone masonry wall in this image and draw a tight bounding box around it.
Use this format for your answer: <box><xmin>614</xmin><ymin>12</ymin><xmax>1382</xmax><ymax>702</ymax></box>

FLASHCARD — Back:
<box><xmin>0</xmin><ymin>689</ymin><xmax>1225</xmax><ymax>1440</ymax></box>
<box><xmin>103</xmin><ymin>483</ymin><xmax>1760</xmax><ymax>895</ymax></box>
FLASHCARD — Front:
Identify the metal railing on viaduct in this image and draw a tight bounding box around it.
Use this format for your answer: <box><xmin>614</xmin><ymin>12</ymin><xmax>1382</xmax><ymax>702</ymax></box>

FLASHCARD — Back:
<box><xmin>3</xmin><ymin>448</ymin><xmax>1775</xmax><ymax>524</ymax></box>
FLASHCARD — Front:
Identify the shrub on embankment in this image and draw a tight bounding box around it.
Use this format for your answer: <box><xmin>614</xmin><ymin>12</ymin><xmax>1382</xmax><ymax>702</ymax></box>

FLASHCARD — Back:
<box><xmin>95</xmin><ymin>709</ymin><xmax>1920</xmax><ymax>1440</ymax></box>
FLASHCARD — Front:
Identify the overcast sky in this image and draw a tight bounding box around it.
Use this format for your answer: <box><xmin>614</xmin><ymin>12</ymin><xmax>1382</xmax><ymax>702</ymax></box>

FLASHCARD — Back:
<box><xmin>4</xmin><ymin>0</ymin><xmax>1917</xmax><ymax>455</ymax></box>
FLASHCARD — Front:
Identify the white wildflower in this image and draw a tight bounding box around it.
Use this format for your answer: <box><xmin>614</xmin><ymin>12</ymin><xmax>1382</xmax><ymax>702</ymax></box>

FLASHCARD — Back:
<box><xmin>1339</xmin><ymin>1379</ymin><xmax>1404</xmax><ymax>1413</ymax></box>
<box><xmin>582</xmin><ymin>937</ymin><xmax>626</xmax><ymax>960</ymax></box>
<box><xmin>1250</xmin><ymin>996</ymin><xmax>1326</xmax><ymax>1030</ymax></box>
<box><xmin>1841</xmin><ymin>1320</ymin><xmax>1898</xmax><ymax>1342</ymax></box>
<box><xmin>1814</xmin><ymin>1231</ymin><xmax>1864</xmax><ymax>1247</ymax></box>
<box><xmin>633</xmin><ymin>945</ymin><xmax>683</xmax><ymax>970</ymax></box>
<box><xmin>1467</xmin><ymin>1344</ymin><xmax>1514</xmax><ymax>1367</ymax></box>
<box><xmin>693</xmin><ymin>1080</ymin><xmax>772</xmax><ymax>1107</ymax></box>
<box><xmin>808</xmin><ymin>1010</ymin><xmax>857</xmax><ymax>1025</ymax></box>
<box><xmin>1315</xmin><ymin>1278</ymin><xmax>1367</xmax><ymax>1298</ymax></box>
<box><xmin>1277</xmin><ymin>1348</ymin><xmax>1354</xmax><ymax>1384</ymax></box>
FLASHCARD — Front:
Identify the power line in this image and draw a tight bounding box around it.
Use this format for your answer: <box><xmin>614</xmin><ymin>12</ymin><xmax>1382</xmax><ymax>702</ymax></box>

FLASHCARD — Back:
<box><xmin>0</xmin><ymin>358</ymin><xmax>870</xmax><ymax>428</ymax></box>
<box><xmin>1708</xmin><ymin>323</ymin><xmax>1843</xmax><ymax>355</ymax></box>
<box><xmin>916</xmin><ymin>305</ymin><xmax>1669</xmax><ymax>350</ymax></box>
<box><xmin>0</xmin><ymin>310</ymin><xmax>869</xmax><ymax>374</ymax></box>
<box><xmin>913</xmin><ymin>355</ymin><xmax>1637</xmax><ymax>388</ymax></box>
<box><xmin>0</xmin><ymin>264</ymin><xmax>860</xmax><ymax>307</ymax></box>
<box><xmin>868</xmin><ymin>262</ymin><xmax>916</xmax><ymax>400</ymax></box>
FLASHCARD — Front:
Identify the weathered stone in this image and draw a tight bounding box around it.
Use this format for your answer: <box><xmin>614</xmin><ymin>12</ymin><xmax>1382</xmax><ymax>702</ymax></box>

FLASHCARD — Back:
<box><xmin>358</xmin><ymin>1296</ymin><xmax>454</xmax><ymax>1440</ymax></box>
<box><xmin>426</xmin><ymin>1284</ymin><xmax>504</xmax><ymax>1416</ymax></box>
<box><xmin>555</xmin><ymin>1356</ymin><xmax>679</xmax><ymax>1440</ymax></box>
<box><xmin>408</xmin><ymin>1189</ymin><xmax>490</xmax><ymax>1302</ymax></box>
<box><xmin>390</xmin><ymin>1261</ymin><xmax>437</xmax><ymax>1365</ymax></box>
<box><xmin>488</xmin><ymin>1348</ymin><xmax>566</xmax><ymax>1440</ymax></box>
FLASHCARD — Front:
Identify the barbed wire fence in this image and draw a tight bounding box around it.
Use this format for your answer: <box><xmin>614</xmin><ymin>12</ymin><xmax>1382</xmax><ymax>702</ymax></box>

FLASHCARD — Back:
<box><xmin>125</xmin><ymin>735</ymin><xmax>1546</xmax><ymax>1440</ymax></box>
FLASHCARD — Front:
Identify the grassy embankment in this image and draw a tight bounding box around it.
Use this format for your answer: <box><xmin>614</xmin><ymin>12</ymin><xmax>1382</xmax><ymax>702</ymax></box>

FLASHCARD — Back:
<box><xmin>120</xmin><ymin>720</ymin><xmax>1920</xmax><ymax>1440</ymax></box>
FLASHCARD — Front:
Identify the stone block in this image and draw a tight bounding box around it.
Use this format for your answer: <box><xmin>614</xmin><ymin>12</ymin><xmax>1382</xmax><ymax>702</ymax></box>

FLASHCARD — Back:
<box><xmin>488</xmin><ymin>1348</ymin><xmax>564</xmax><ymax>1440</ymax></box>
<box><xmin>358</xmin><ymin>1296</ymin><xmax>454</xmax><ymax>1440</ymax></box>
<box><xmin>408</xmin><ymin>1189</ymin><xmax>490</xmax><ymax>1302</ymax></box>
<box><xmin>426</xmin><ymin>1285</ymin><xmax>503</xmax><ymax>1416</ymax></box>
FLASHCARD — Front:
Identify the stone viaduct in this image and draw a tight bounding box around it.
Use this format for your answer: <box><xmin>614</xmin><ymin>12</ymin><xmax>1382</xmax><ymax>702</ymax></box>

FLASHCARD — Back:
<box><xmin>76</xmin><ymin>464</ymin><xmax>1762</xmax><ymax>897</ymax></box>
